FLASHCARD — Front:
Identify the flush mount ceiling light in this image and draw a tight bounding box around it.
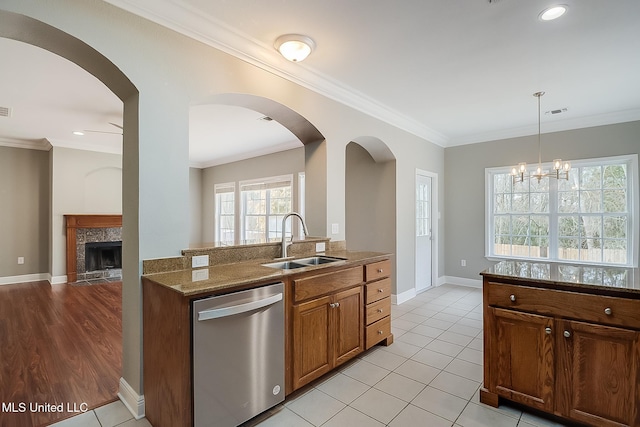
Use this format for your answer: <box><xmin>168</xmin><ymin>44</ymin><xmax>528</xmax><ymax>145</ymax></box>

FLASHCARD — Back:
<box><xmin>511</xmin><ymin>92</ymin><xmax>571</xmax><ymax>183</ymax></box>
<box><xmin>73</xmin><ymin>131</ymin><xmax>85</xmax><ymax>136</ymax></box>
<box><xmin>539</xmin><ymin>5</ymin><xmax>568</xmax><ymax>21</ymax></box>
<box><xmin>274</xmin><ymin>34</ymin><xmax>315</xmax><ymax>62</ymax></box>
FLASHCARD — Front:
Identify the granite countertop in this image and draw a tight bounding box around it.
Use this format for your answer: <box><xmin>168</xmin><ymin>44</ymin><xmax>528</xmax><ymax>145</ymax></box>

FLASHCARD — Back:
<box><xmin>142</xmin><ymin>250</ymin><xmax>390</xmax><ymax>297</ymax></box>
<box><xmin>482</xmin><ymin>260</ymin><xmax>640</xmax><ymax>294</ymax></box>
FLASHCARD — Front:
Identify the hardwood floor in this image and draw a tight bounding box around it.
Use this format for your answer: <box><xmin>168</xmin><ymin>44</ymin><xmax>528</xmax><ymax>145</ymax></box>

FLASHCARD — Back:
<box><xmin>0</xmin><ymin>281</ymin><xmax>122</xmax><ymax>427</ymax></box>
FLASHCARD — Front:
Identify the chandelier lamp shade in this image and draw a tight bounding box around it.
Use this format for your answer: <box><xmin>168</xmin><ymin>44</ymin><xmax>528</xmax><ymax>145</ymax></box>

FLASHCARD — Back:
<box><xmin>511</xmin><ymin>91</ymin><xmax>571</xmax><ymax>183</ymax></box>
<box><xmin>274</xmin><ymin>34</ymin><xmax>315</xmax><ymax>62</ymax></box>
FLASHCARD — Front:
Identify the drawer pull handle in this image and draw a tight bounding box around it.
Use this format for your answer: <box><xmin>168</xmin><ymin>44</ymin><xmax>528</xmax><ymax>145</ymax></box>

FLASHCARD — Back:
<box><xmin>564</xmin><ymin>330</ymin><xmax>571</xmax><ymax>338</ymax></box>
<box><xmin>377</xmin><ymin>309</ymin><xmax>383</xmax><ymax>313</ymax></box>
<box><xmin>604</xmin><ymin>307</ymin><xmax>612</xmax><ymax>315</ymax></box>
<box><xmin>545</xmin><ymin>327</ymin><xmax>552</xmax><ymax>335</ymax></box>
<box><xmin>377</xmin><ymin>268</ymin><xmax>384</xmax><ymax>273</ymax></box>
<box><xmin>378</xmin><ymin>289</ymin><xmax>384</xmax><ymax>293</ymax></box>
<box><xmin>509</xmin><ymin>294</ymin><xmax>516</xmax><ymax>302</ymax></box>
<box><xmin>377</xmin><ymin>330</ymin><xmax>383</xmax><ymax>335</ymax></box>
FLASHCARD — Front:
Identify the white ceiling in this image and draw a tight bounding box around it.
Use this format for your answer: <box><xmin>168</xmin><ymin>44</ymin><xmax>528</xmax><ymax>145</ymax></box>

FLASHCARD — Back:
<box><xmin>2</xmin><ymin>0</ymin><xmax>640</xmax><ymax>164</ymax></box>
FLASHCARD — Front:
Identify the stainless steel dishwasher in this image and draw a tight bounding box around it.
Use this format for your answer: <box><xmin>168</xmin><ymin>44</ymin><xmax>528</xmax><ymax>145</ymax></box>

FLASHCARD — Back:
<box><xmin>192</xmin><ymin>282</ymin><xmax>285</xmax><ymax>427</ymax></box>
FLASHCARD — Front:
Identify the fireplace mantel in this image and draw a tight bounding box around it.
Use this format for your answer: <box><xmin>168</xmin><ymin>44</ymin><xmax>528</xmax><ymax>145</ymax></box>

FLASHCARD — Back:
<box><xmin>65</xmin><ymin>214</ymin><xmax>122</xmax><ymax>283</ymax></box>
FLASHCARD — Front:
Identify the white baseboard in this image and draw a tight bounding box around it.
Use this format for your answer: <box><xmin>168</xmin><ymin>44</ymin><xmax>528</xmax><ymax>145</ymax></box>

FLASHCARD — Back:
<box><xmin>118</xmin><ymin>377</ymin><xmax>145</xmax><ymax>420</ymax></box>
<box><xmin>442</xmin><ymin>275</ymin><xmax>482</xmax><ymax>288</ymax></box>
<box><xmin>49</xmin><ymin>274</ymin><xmax>68</xmax><ymax>284</ymax></box>
<box><xmin>0</xmin><ymin>273</ymin><xmax>49</xmax><ymax>285</ymax></box>
<box><xmin>392</xmin><ymin>288</ymin><xmax>416</xmax><ymax>305</ymax></box>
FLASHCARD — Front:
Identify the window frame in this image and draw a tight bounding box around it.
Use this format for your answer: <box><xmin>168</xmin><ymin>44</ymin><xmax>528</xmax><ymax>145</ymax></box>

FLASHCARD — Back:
<box><xmin>214</xmin><ymin>182</ymin><xmax>235</xmax><ymax>246</ymax></box>
<box><xmin>485</xmin><ymin>154</ymin><xmax>639</xmax><ymax>267</ymax></box>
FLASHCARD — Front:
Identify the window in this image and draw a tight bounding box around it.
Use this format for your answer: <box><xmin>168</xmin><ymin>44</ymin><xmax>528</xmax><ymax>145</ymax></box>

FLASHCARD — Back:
<box><xmin>214</xmin><ymin>183</ymin><xmax>235</xmax><ymax>246</ymax></box>
<box><xmin>487</xmin><ymin>155</ymin><xmax>638</xmax><ymax>267</ymax></box>
<box><xmin>240</xmin><ymin>175</ymin><xmax>293</xmax><ymax>244</ymax></box>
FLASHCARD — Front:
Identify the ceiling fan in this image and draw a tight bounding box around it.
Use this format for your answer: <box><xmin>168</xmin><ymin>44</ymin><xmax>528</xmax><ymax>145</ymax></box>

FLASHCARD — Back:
<box><xmin>83</xmin><ymin>122</ymin><xmax>123</xmax><ymax>135</ymax></box>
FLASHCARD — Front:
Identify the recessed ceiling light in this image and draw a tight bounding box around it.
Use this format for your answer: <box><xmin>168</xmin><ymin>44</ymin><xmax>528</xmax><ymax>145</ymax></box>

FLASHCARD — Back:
<box><xmin>73</xmin><ymin>131</ymin><xmax>85</xmax><ymax>136</ymax></box>
<box><xmin>539</xmin><ymin>5</ymin><xmax>568</xmax><ymax>21</ymax></box>
<box><xmin>274</xmin><ymin>34</ymin><xmax>315</xmax><ymax>62</ymax></box>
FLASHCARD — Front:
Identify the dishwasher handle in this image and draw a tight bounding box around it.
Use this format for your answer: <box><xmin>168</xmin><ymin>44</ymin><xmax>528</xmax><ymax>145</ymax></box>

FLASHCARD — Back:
<box><xmin>197</xmin><ymin>292</ymin><xmax>283</xmax><ymax>321</ymax></box>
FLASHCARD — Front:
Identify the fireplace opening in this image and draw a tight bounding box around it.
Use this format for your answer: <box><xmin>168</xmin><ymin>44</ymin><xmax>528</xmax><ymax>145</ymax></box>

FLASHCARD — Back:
<box><xmin>85</xmin><ymin>241</ymin><xmax>122</xmax><ymax>272</ymax></box>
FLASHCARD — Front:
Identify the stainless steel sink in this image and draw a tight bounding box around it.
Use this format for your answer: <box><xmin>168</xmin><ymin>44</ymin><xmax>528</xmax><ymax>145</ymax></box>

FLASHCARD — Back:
<box><xmin>295</xmin><ymin>256</ymin><xmax>346</xmax><ymax>266</ymax></box>
<box><xmin>262</xmin><ymin>260</ymin><xmax>308</xmax><ymax>270</ymax></box>
<box><xmin>262</xmin><ymin>256</ymin><xmax>345</xmax><ymax>270</ymax></box>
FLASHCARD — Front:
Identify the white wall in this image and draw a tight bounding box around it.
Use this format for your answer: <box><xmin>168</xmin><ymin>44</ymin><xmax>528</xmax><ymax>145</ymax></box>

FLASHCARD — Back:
<box><xmin>51</xmin><ymin>147</ymin><xmax>122</xmax><ymax>280</ymax></box>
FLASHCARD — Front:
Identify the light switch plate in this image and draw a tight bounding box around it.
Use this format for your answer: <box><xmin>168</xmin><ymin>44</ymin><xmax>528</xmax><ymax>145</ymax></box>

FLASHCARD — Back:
<box><xmin>316</xmin><ymin>242</ymin><xmax>326</xmax><ymax>252</ymax></box>
<box><xmin>331</xmin><ymin>223</ymin><xmax>339</xmax><ymax>234</ymax></box>
<box><xmin>192</xmin><ymin>255</ymin><xmax>209</xmax><ymax>268</ymax></box>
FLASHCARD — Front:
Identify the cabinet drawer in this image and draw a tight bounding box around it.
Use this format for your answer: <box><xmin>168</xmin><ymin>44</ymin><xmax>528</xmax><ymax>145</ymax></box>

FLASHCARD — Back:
<box><xmin>365</xmin><ymin>278</ymin><xmax>391</xmax><ymax>304</ymax></box>
<box><xmin>366</xmin><ymin>297</ymin><xmax>390</xmax><ymax>325</ymax></box>
<box><xmin>366</xmin><ymin>317</ymin><xmax>391</xmax><ymax>350</ymax></box>
<box><xmin>294</xmin><ymin>266</ymin><xmax>363</xmax><ymax>302</ymax></box>
<box><xmin>487</xmin><ymin>281</ymin><xmax>640</xmax><ymax>329</ymax></box>
<box><xmin>365</xmin><ymin>260</ymin><xmax>391</xmax><ymax>282</ymax></box>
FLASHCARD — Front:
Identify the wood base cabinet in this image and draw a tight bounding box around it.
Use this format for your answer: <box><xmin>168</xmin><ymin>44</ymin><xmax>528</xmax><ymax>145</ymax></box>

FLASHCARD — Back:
<box><xmin>481</xmin><ymin>277</ymin><xmax>640</xmax><ymax>427</ymax></box>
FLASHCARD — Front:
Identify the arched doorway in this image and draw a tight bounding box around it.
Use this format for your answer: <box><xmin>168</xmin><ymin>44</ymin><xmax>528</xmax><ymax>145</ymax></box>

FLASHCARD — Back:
<box><xmin>345</xmin><ymin>138</ymin><xmax>396</xmax><ymax>293</ymax></box>
<box><xmin>0</xmin><ymin>9</ymin><xmax>138</xmax><ymax>426</ymax></box>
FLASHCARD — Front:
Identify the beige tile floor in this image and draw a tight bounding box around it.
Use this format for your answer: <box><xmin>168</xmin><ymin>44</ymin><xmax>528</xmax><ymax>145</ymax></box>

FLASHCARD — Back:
<box><xmin>52</xmin><ymin>284</ymin><xmax>568</xmax><ymax>427</ymax></box>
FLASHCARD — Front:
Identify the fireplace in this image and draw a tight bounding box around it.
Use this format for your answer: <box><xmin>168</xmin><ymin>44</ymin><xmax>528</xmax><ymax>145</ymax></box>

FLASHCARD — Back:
<box><xmin>65</xmin><ymin>215</ymin><xmax>122</xmax><ymax>282</ymax></box>
<box><xmin>85</xmin><ymin>241</ymin><xmax>122</xmax><ymax>272</ymax></box>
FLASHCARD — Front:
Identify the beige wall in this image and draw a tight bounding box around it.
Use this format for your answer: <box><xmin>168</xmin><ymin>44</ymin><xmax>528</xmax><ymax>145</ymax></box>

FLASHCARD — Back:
<box><xmin>51</xmin><ymin>147</ymin><xmax>122</xmax><ymax>280</ymax></box>
<box><xmin>444</xmin><ymin>120</ymin><xmax>640</xmax><ymax>281</ymax></box>
<box><xmin>189</xmin><ymin>167</ymin><xmax>203</xmax><ymax>245</ymax></box>
<box><xmin>1</xmin><ymin>1</ymin><xmax>445</xmax><ymax>396</ymax></box>
<box><xmin>0</xmin><ymin>146</ymin><xmax>49</xmax><ymax>280</ymax></box>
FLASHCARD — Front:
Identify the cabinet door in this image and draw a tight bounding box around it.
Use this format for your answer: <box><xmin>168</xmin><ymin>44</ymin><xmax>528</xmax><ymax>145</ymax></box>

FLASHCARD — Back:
<box><xmin>292</xmin><ymin>295</ymin><xmax>332</xmax><ymax>389</ymax></box>
<box><xmin>491</xmin><ymin>308</ymin><xmax>554</xmax><ymax>412</ymax></box>
<box><xmin>556</xmin><ymin>319</ymin><xmax>640</xmax><ymax>427</ymax></box>
<box><xmin>333</xmin><ymin>286</ymin><xmax>363</xmax><ymax>366</ymax></box>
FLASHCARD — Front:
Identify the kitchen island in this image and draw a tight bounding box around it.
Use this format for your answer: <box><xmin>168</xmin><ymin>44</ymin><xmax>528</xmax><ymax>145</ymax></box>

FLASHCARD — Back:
<box><xmin>142</xmin><ymin>248</ymin><xmax>393</xmax><ymax>427</ymax></box>
<box><xmin>480</xmin><ymin>260</ymin><xmax>640</xmax><ymax>427</ymax></box>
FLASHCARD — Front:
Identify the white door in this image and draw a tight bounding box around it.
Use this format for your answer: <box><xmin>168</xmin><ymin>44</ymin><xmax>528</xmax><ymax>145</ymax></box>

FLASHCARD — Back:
<box><xmin>416</xmin><ymin>173</ymin><xmax>432</xmax><ymax>292</ymax></box>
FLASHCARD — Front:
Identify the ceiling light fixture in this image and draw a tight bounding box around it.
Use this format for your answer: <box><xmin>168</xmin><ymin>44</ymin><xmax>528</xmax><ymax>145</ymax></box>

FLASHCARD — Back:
<box><xmin>511</xmin><ymin>92</ymin><xmax>571</xmax><ymax>183</ymax></box>
<box><xmin>73</xmin><ymin>131</ymin><xmax>85</xmax><ymax>136</ymax></box>
<box><xmin>539</xmin><ymin>5</ymin><xmax>568</xmax><ymax>21</ymax></box>
<box><xmin>274</xmin><ymin>34</ymin><xmax>315</xmax><ymax>62</ymax></box>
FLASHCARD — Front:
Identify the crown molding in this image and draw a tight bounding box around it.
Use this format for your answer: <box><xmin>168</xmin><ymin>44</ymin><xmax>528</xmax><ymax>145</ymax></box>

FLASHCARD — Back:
<box><xmin>47</xmin><ymin>138</ymin><xmax>122</xmax><ymax>155</ymax></box>
<box><xmin>102</xmin><ymin>0</ymin><xmax>449</xmax><ymax>147</ymax></box>
<box><xmin>447</xmin><ymin>108</ymin><xmax>640</xmax><ymax>147</ymax></box>
<box><xmin>0</xmin><ymin>137</ymin><xmax>51</xmax><ymax>151</ymax></box>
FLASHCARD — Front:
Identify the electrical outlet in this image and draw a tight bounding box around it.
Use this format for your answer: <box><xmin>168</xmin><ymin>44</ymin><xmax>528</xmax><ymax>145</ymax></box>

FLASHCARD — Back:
<box><xmin>192</xmin><ymin>269</ymin><xmax>209</xmax><ymax>281</ymax></box>
<box><xmin>192</xmin><ymin>255</ymin><xmax>209</xmax><ymax>268</ymax></box>
<box><xmin>18</xmin><ymin>257</ymin><xmax>25</xmax><ymax>265</ymax></box>
<box><xmin>315</xmin><ymin>242</ymin><xmax>326</xmax><ymax>253</ymax></box>
<box><xmin>461</xmin><ymin>259</ymin><xmax>467</xmax><ymax>267</ymax></box>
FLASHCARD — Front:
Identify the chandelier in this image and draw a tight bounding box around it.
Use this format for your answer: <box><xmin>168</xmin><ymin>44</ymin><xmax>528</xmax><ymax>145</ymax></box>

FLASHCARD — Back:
<box><xmin>512</xmin><ymin>91</ymin><xmax>571</xmax><ymax>183</ymax></box>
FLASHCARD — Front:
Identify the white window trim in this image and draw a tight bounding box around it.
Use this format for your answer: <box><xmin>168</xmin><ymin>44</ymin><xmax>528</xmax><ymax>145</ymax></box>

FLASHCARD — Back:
<box><xmin>485</xmin><ymin>154</ymin><xmax>639</xmax><ymax>267</ymax></box>
<box><xmin>214</xmin><ymin>182</ymin><xmax>235</xmax><ymax>245</ymax></box>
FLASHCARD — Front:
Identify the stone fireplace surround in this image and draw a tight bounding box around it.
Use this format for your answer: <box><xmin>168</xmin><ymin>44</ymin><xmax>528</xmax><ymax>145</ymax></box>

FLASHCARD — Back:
<box><xmin>65</xmin><ymin>214</ymin><xmax>122</xmax><ymax>283</ymax></box>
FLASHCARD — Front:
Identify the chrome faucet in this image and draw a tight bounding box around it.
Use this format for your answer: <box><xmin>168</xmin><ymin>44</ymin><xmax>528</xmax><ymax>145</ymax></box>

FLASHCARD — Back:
<box><xmin>281</xmin><ymin>212</ymin><xmax>309</xmax><ymax>258</ymax></box>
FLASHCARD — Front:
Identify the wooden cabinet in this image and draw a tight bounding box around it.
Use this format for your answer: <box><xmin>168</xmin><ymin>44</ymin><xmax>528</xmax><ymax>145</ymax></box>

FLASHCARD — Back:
<box><xmin>481</xmin><ymin>277</ymin><xmax>640</xmax><ymax>427</ymax></box>
<box><xmin>290</xmin><ymin>269</ymin><xmax>364</xmax><ymax>391</ymax></box>
<box><xmin>364</xmin><ymin>260</ymin><xmax>393</xmax><ymax>349</ymax></box>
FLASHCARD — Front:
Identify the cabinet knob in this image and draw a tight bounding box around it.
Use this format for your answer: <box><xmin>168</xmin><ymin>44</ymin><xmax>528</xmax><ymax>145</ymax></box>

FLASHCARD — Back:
<box><xmin>377</xmin><ymin>330</ymin><xmax>383</xmax><ymax>335</ymax></box>
<box><xmin>604</xmin><ymin>307</ymin><xmax>612</xmax><ymax>316</ymax></box>
<box><xmin>563</xmin><ymin>330</ymin><xmax>571</xmax><ymax>338</ymax></box>
<box><xmin>377</xmin><ymin>309</ymin><xmax>383</xmax><ymax>313</ymax></box>
<box><xmin>509</xmin><ymin>294</ymin><xmax>516</xmax><ymax>302</ymax></box>
<box><xmin>378</xmin><ymin>288</ymin><xmax>384</xmax><ymax>293</ymax></box>
<box><xmin>330</xmin><ymin>303</ymin><xmax>340</xmax><ymax>308</ymax></box>
<box><xmin>377</xmin><ymin>268</ymin><xmax>383</xmax><ymax>273</ymax></box>
<box><xmin>545</xmin><ymin>327</ymin><xmax>552</xmax><ymax>335</ymax></box>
